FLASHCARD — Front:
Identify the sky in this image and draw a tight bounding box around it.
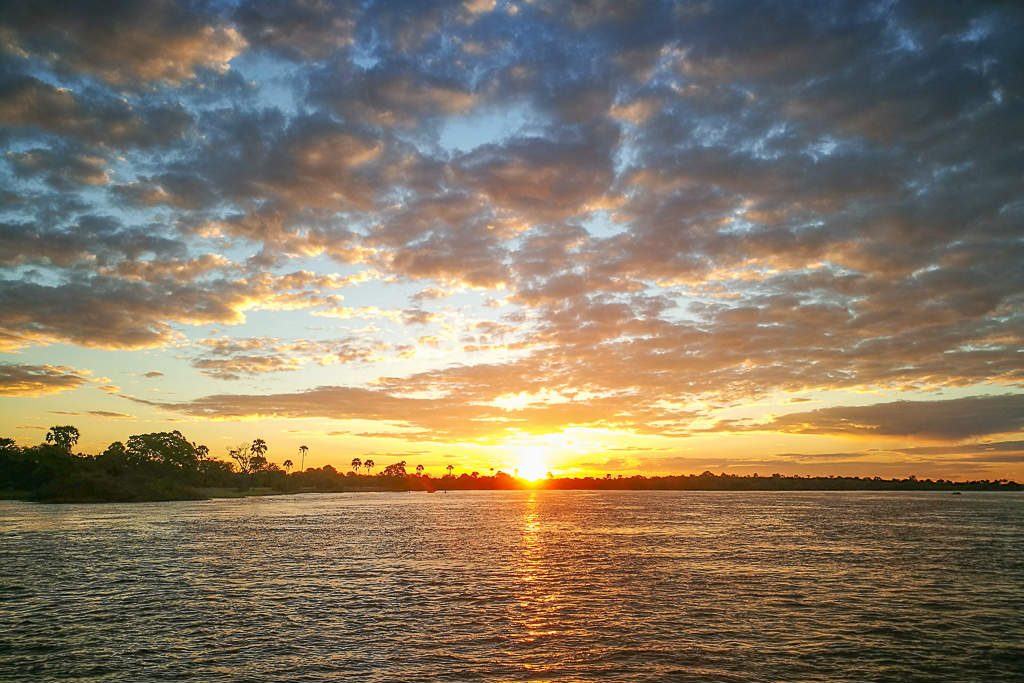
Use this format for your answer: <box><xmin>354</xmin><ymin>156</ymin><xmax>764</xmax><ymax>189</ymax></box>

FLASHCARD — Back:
<box><xmin>1</xmin><ymin>0</ymin><xmax>1022</xmax><ymax>480</ymax></box>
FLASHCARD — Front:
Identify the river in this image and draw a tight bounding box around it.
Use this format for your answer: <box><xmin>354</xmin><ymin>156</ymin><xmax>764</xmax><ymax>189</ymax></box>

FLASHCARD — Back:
<box><xmin>1</xmin><ymin>490</ymin><xmax>1022</xmax><ymax>681</ymax></box>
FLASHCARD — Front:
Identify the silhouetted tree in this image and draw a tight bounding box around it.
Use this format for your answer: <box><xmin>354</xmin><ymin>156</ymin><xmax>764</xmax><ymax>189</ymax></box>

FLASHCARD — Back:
<box><xmin>363</xmin><ymin>458</ymin><xmax>375</xmax><ymax>475</ymax></box>
<box><xmin>228</xmin><ymin>443</ymin><xmax>254</xmax><ymax>474</ymax></box>
<box><xmin>124</xmin><ymin>431</ymin><xmax>205</xmax><ymax>470</ymax></box>
<box><xmin>249</xmin><ymin>439</ymin><xmax>269</xmax><ymax>472</ymax></box>
<box><xmin>198</xmin><ymin>458</ymin><xmax>234</xmax><ymax>487</ymax></box>
<box><xmin>351</xmin><ymin>457</ymin><xmax>362</xmax><ymax>473</ymax></box>
<box><xmin>102</xmin><ymin>441</ymin><xmax>127</xmax><ymax>460</ymax></box>
<box><xmin>45</xmin><ymin>425</ymin><xmax>79</xmax><ymax>452</ymax></box>
<box><xmin>299</xmin><ymin>444</ymin><xmax>308</xmax><ymax>470</ymax></box>
<box><xmin>416</xmin><ymin>464</ymin><xmax>424</xmax><ymax>476</ymax></box>
<box><xmin>283</xmin><ymin>459</ymin><xmax>293</xmax><ymax>473</ymax></box>
<box><xmin>5</xmin><ymin>422</ymin><xmax>1019</xmax><ymax>503</ymax></box>
<box><xmin>382</xmin><ymin>461</ymin><xmax>407</xmax><ymax>477</ymax></box>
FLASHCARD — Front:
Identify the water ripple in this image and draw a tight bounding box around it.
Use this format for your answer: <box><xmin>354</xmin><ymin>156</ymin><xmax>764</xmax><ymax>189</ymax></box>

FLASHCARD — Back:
<box><xmin>1</xmin><ymin>491</ymin><xmax>1022</xmax><ymax>682</ymax></box>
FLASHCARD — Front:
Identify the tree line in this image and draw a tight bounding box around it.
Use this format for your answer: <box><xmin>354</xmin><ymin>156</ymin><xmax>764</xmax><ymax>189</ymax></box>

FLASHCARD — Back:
<box><xmin>0</xmin><ymin>425</ymin><xmax>1019</xmax><ymax>503</ymax></box>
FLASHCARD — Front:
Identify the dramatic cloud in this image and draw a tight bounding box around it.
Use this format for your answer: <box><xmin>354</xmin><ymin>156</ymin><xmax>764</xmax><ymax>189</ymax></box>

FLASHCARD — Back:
<box><xmin>0</xmin><ymin>73</ymin><xmax>191</xmax><ymax>146</ymax></box>
<box><xmin>0</xmin><ymin>363</ymin><xmax>89</xmax><ymax>396</ymax></box>
<box><xmin>191</xmin><ymin>336</ymin><xmax>389</xmax><ymax>380</ymax></box>
<box><xmin>1</xmin><ymin>1</ymin><xmax>1022</xmax><ymax>470</ymax></box>
<box><xmin>0</xmin><ymin>0</ymin><xmax>245</xmax><ymax>85</ymax></box>
<box><xmin>748</xmin><ymin>395</ymin><xmax>1024</xmax><ymax>441</ymax></box>
<box><xmin>7</xmin><ymin>146</ymin><xmax>108</xmax><ymax>188</ymax></box>
<box><xmin>0</xmin><ymin>270</ymin><xmax>348</xmax><ymax>350</ymax></box>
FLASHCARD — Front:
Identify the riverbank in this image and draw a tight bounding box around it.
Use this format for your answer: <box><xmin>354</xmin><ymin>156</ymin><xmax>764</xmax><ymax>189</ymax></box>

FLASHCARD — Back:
<box><xmin>3</xmin><ymin>477</ymin><xmax>1021</xmax><ymax>504</ymax></box>
<box><xmin>6</xmin><ymin>430</ymin><xmax>1020</xmax><ymax>504</ymax></box>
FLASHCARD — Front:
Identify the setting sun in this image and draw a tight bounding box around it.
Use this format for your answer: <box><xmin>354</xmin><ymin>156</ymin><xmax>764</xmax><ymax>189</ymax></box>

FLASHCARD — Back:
<box><xmin>1</xmin><ymin>2</ymin><xmax>1020</xmax><ymax>681</ymax></box>
<box><xmin>517</xmin><ymin>446</ymin><xmax>549</xmax><ymax>481</ymax></box>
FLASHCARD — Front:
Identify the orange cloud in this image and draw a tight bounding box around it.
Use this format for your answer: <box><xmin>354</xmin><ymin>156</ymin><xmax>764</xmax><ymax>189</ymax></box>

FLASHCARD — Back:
<box><xmin>0</xmin><ymin>363</ymin><xmax>90</xmax><ymax>396</ymax></box>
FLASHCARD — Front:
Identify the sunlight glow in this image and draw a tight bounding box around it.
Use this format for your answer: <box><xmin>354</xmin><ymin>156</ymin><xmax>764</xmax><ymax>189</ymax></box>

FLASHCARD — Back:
<box><xmin>517</xmin><ymin>446</ymin><xmax>548</xmax><ymax>481</ymax></box>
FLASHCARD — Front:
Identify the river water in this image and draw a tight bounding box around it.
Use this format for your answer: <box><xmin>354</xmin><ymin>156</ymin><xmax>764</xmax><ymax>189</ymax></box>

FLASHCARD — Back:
<box><xmin>1</xmin><ymin>490</ymin><xmax>1022</xmax><ymax>682</ymax></box>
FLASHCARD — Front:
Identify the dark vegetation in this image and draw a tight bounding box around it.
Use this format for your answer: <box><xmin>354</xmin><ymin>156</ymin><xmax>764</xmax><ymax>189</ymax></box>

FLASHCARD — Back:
<box><xmin>1</xmin><ymin>426</ymin><xmax>1020</xmax><ymax>503</ymax></box>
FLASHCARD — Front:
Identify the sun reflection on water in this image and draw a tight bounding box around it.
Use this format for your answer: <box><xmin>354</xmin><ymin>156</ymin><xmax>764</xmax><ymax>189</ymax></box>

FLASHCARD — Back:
<box><xmin>507</xmin><ymin>492</ymin><xmax>573</xmax><ymax>677</ymax></box>
<box><xmin>4</xmin><ymin>493</ymin><xmax>1020</xmax><ymax>681</ymax></box>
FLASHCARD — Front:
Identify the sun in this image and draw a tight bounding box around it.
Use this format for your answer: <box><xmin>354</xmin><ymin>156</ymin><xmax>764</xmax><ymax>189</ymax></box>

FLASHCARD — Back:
<box><xmin>517</xmin><ymin>445</ymin><xmax>549</xmax><ymax>481</ymax></box>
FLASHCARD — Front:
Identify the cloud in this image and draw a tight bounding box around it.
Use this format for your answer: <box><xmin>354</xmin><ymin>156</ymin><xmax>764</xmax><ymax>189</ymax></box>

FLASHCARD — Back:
<box><xmin>0</xmin><ymin>215</ymin><xmax>186</xmax><ymax>269</ymax></box>
<box><xmin>1</xmin><ymin>0</ymin><xmax>245</xmax><ymax>85</ymax></box>
<box><xmin>0</xmin><ymin>270</ymin><xmax>344</xmax><ymax>350</ymax></box>
<box><xmin>0</xmin><ymin>363</ymin><xmax>89</xmax><ymax>396</ymax></box>
<box><xmin>750</xmin><ymin>395</ymin><xmax>1024</xmax><ymax>440</ymax></box>
<box><xmin>311</xmin><ymin>59</ymin><xmax>477</xmax><ymax>128</ymax></box>
<box><xmin>894</xmin><ymin>440</ymin><xmax>1024</xmax><ymax>457</ymax></box>
<box><xmin>88</xmin><ymin>410</ymin><xmax>132</xmax><ymax>419</ymax></box>
<box><xmin>141</xmin><ymin>365</ymin><xmax>700</xmax><ymax>442</ymax></box>
<box><xmin>111</xmin><ymin>173</ymin><xmax>218</xmax><ymax>210</ymax></box>
<box><xmin>1</xmin><ymin>1</ymin><xmax>1021</xmax><ymax>459</ymax></box>
<box><xmin>0</xmin><ymin>73</ymin><xmax>191</xmax><ymax>146</ymax></box>
<box><xmin>231</xmin><ymin>1</ymin><xmax>357</xmax><ymax>59</ymax></box>
<box><xmin>363</xmin><ymin>192</ymin><xmax>515</xmax><ymax>288</ymax></box>
<box><xmin>191</xmin><ymin>336</ymin><xmax>390</xmax><ymax>380</ymax></box>
<box><xmin>7</xmin><ymin>146</ymin><xmax>107</xmax><ymax>188</ymax></box>
<box><xmin>452</xmin><ymin>126</ymin><xmax>618</xmax><ymax>221</ymax></box>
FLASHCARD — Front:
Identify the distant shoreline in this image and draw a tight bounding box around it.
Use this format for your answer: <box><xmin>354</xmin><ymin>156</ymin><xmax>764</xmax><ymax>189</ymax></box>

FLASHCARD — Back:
<box><xmin>4</xmin><ymin>429</ymin><xmax>1019</xmax><ymax>504</ymax></box>
<box><xmin>2</xmin><ymin>477</ymin><xmax>1021</xmax><ymax>505</ymax></box>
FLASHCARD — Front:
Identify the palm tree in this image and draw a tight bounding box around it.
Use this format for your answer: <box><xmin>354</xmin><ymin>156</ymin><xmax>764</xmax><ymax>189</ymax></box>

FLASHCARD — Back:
<box><xmin>299</xmin><ymin>445</ymin><xmax>308</xmax><ymax>471</ymax></box>
<box><xmin>282</xmin><ymin>459</ymin><xmax>293</xmax><ymax>473</ymax></box>
<box><xmin>351</xmin><ymin>457</ymin><xmax>362</xmax><ymax>474</ymax></box>
<box><xmin>364</xmin><ymin>458</ymin><xmax>375</xmax><ymax>475</ymax></box>
<box><xmin>445</xmin><ymin>464</ymin><xmax>454</xmax><ymax>477</ymax></box>
<box><xmin>416</xmin><ymin>464</ymin><xmax>424</xmax><ymax>476</ymax></box>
